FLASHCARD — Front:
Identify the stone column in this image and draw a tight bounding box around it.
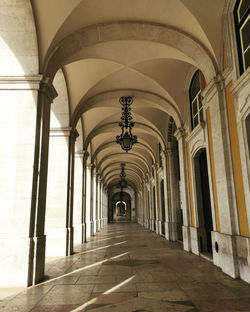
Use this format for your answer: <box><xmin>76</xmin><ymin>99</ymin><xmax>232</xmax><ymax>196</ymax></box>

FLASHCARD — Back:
<box><xmin>73</xmin><ymin>151</ymin><xmax>83</xmax><ymax>245</ymax></box>
<box><xmin>162</xmin><ymin>149</ymin><xmax>179</xmax><ymax>241</ymax></box>
<box><xmin>85</xmin><ymin>164</ymin><xmax>92</xmax><ymax>239</ymax></box>
<box><xmin>95</xmin><ymin>173</ymin><xmax>100</xmax><ymax>231</ymax></box>
<box><xmin>28</xmin><ymin>78</ymin><xmax>58</xmax><ymax>285</ymax></box>
<box><xmin>92</xmin><ymin>167</ymin><xmax>97</xmax><ymax>234</ymax></box>
<box><xmin>89</xmin><ymin>165</ymin><xmax>95</xmax><ymax>236</ymax></box>
<box><xmin>161</xmin><ymin>150</ymin><xmax>171</xmax><ymax>240</ymax></box>
<box><xmin>149</xmin><ymin>176</ymin><xmax>154</xmax><ymax>231</ymax></box>
<box><xmin>46</xmin><ymin>127</ymin><xmax>71</xmax><ymax>258</ymax></box>
<box><xmin>146</xmin><ymin>183</ymin><xmax>151</xmax><ymax>229</ymax></box>
<box><xmin>97</xmin><ymin>176</ymin><xmax>102</xmax><ymax>231</ymax></box>
<box><xmin>81</xmin><ymin>151</ymin><xmax>89</xmax><ymax>243</ymax></box>
<box><xmin>0</xmin><ymin>76</ymin><xmax>53</xmax><ymax>287</ymax></box>
<box><xmin>143</xmin><ymin>182</ymin><xmax>149</xmax><ymax>228</ymax></box>
<box><xmin>103</xmin><ymin>187</ymin><xmax>108</xmax><ymax>225</ymax></box>
<box><xmin>167</xmin><ymin>148</ymin><xmax>180</xmax><ymax>241</ymax></box>
<box><xmin>65</xmin><ymin>128</ymin><xmax>79</xmax><ymax>256</ymax></box>
<box><xmin>153</xmin><ymin>163</ymin><xmax>160</xmax><ymax>235</ymax></box>
<box><xmin>174</xmin><ymin>127</ymin><xmax>191</xmax><ymax>251</ymax></box>
<box><xmin>141</xmin><ymin>182</ymin><xmax>145</xmax><ymax>226</ymax></box>
<box><xmin>100</xmin><ymin>181</ymin><xmax>104</xmax><ymax>228</ymax></box>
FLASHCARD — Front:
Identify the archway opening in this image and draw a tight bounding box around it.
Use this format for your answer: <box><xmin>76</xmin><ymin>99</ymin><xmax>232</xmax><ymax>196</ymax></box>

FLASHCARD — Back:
<box><xmin>109</xmin><ymin>192</ymin><xmax>132</xmax><ymax>223</ymax></box>
<box><xmin>194</xmin><ymin>149</ymin><xmax>213</xmax><ymax>254</ymax></box>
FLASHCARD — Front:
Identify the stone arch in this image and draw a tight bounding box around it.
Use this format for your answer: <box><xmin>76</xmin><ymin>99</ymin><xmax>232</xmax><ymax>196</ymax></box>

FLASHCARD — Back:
<box><xmin>84</xmin><ymin>122</ymin><xmax>166</xmax><ymax>151</ymax></box>
<box><xmin>96</xmin><ymin>152</ymin><xmax>150</xmax><ymax>173</ymax></box>
<box><xmin>101</xmin><ymin>161</ymin><xmax>145</xmax><ymax>180</ymax></box>
<box><xmin>92</xmin><ymin>140</ymin><xmax>156</xmax><ymax>164</ymax></box>
<box><xmin>43</xmin><ymin>22</ymin><xmax>218</xmax><ymax>82</ymax></box>
<box><xmin>71</xmin><ymin>89</ymin><xmax>183</xmax><ymax>128</ymax></box>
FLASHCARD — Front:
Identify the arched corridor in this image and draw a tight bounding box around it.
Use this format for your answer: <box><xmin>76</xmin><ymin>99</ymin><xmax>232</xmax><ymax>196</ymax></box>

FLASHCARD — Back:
<box><xmin>0</xmin><ymin>0</ymin><xmax>250</xmax><ymax>310</ymax></box>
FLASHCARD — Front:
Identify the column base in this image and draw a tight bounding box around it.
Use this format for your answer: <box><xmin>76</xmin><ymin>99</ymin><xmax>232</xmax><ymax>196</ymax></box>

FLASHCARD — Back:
<box><xmin>236</xmin><ymin>235</ymin><xmax>250</xmax><ymax>283</ymax></box>
<box><xmin>66</xmin><ymin>227</ymin><xmax>74</xmax><ymax>256</ymax></box>
<box><xmin>90</xmin><ymin>221</ymin><xmax>94</xmax><ymax>236</ymax></box>
<box><xmin>95</xmin><ymin>220</ymin><xmax>99</xmax><ymax>232</ymax></box>
<box><xmin>164</xmin><ymin>221</ymin><xmax>178</xmax><ymax>241</ymax></box>
<box><xmin>28</xmin><ymin>235</ymin><xmax>46</xmax><ymax>286</ymax></box>
<box><xmin>212</xmin><ymin>231</ymin><xmax>239</xmax><ymax>279</ymax></box>
<box><xmin>81</xmin><ymin>223</ymin><xmax>87</xmax><ymax>243</ymax></box>
<box><xmin>98</xmin><ymin>219</ymin><xmax>102</xmax><ymax>231</ymax></box>
<box><xmin>156</xmin><ymin>220</ymin><xmax>161</xmax><ymax>235</ymax></box>
<box><xmin>182</xmin><ymin>225</ymin><xmax>191</xmax><ymax>252</ymax></box>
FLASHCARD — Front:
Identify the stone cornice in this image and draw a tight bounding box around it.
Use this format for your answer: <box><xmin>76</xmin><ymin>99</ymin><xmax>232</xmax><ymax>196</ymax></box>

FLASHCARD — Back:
<box><xmin>174</xmin><ymin>127</ymin><xmax>186</xmax><ymax>141</ymax></box>
<box><xmin>0</xmin><ymin>75</ymin><xmax>42</xmax><ymax>90</ymax></box>
<box><xmin>50</xmin><ymin>127</ymin><xmax>71</xmax><ymax>137</ymax></box>
<box><xmin>186</xmin><ymin>122</ymin><xmax>205</xmax><ymax>143</ymax></box>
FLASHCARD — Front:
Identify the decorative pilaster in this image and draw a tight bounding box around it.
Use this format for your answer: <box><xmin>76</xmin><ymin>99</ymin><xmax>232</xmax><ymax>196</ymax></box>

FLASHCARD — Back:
<box><xmin>174</xmin><ymin>127</ymin><xmax>191</xmax><ymax>252</ymax></box>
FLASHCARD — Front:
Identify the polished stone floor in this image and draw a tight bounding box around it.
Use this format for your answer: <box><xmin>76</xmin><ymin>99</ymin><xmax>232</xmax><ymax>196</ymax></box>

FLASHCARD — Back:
<box><xmin>1</xmin><ymin>223</ymin><xmax>250</xmax><ymax>311</ymax></box>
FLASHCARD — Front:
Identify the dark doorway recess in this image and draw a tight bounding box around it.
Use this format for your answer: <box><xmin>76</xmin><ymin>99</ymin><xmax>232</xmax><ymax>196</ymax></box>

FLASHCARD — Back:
<box><xmin>195</xmin><ymin>149</ymin><xmax>213</xmax><ymax>254</ymax></box>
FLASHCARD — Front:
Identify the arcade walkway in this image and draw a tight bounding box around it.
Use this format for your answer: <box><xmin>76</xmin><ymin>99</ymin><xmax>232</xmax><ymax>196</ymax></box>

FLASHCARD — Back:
<box><xmin>1</xmin><ymin>224</ymin><xmax>250</xmax><ymax>312</ymax></box>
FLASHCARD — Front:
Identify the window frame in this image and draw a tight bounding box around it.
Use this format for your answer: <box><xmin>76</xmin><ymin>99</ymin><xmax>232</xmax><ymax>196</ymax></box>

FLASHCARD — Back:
<box><xmin>189</xmin><ymin>70</ymin><xmax>204</xmax><ymax>130</ymax></box>
<box><xmin>234</xmin><ymin>0</ymin><xmax>250</xmax><ymax>74</ymax></box>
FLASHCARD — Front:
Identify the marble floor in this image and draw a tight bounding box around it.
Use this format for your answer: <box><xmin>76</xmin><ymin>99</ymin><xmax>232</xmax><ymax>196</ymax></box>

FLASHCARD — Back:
<box><xmin>1</xmin><ymin>223</ymin><xmax>250</xmax><ymax>312</ymax></box>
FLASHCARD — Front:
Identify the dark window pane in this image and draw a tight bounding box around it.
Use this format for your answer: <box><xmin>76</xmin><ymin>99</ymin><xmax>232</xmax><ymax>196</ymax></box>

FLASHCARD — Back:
<box><xmin>239</xmin><ymin>0</ymin><xmax>250</xmax><ymax>20</ymax></box>
<box><xmin>241</xmin><ymin>17</ymin><xmax>250</xmax><ymax>51</ymax></box>
<box><xmin>244</xmin><ymin>46</ymin><xmax>250</xmax><ymax>69</ymax></box>
<box><xmin>194</xmin><ymin>115</ymin><xmax>198</xmax><ymax>127</ymax></box>
<box><xmin>190</xmin><ymin>71</ymin><xmax>200</xmax><ymax>99</ymax></box>
<box><xmin>198</xmin><ymin>92</ymin><xmax>202</xmax><ymax>109</ymax></box>
<box><xmin>193</xmin><ymin>99</ymin><xmax>198</xmax><ymax>115</ymax></box>
<box><xmin>199</xmin><ymin>109</ymin><xmax>204</xmax><ymax>122</ymax></box>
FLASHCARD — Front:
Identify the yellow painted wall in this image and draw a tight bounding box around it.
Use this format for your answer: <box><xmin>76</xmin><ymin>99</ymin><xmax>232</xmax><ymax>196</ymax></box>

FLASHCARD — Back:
<box><xmin>206</xmin><ymin>108</ymin><xmax>221</xmax><ymax>232</ymax></box>
<box><xmin>225</xmin><ymin>82</ymin><xmax>249</xmax><ymax>237</ymax></box>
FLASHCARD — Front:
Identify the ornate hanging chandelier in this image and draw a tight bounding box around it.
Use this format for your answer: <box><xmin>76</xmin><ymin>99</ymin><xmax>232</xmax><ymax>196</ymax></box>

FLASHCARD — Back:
<box><xmin>116</xmin><ymin>96</ymin><xmax>137</xmax><ymax>152</ymax></box>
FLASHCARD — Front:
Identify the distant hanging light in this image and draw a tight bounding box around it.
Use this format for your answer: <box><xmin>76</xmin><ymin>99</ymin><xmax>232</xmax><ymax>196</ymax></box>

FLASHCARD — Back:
<box><xmin>116</xmin><ymin>96</ymin><xmax>137</xmax><ymax>152</ymax></box>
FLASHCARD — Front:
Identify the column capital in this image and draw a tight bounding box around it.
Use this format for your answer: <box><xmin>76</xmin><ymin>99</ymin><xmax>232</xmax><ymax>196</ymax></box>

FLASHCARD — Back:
<box><xmin>174</xmin><ymin>126</ymin><xmax>186</xmax><ymax>141</ymax></box>
<box><xmin>39</xmin><ymin>77</ymin><xmax>58</xmax><ymax>102</ymax></box>
<box><xmin>86</xmin><ymin>163</ymin><xmax>92</xmax><ymax>170</ymax></box>
<box><xmin>82</xmin><ymin>149</ymin><xmax>89</xmax><ymax>161</ymax></box>
<box><xmin>70</xmin><ymin>128</ymin><xmax>79</xmax><ymax>141</ymax></box>
<box><xmin>153</xmin><ymin>162</ymin><xmax>159</xmax><ymax>171</ymax></box>
<box><xmin>163</xmin><ymin>148</ymin><xmax>175</xmax><ymax>157</ymax></box>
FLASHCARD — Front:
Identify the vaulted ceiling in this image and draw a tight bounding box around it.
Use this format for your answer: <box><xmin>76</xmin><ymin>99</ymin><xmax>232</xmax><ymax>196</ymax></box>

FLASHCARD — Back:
<box><xmin>31</xmin><ymin>0</ymin><xmax>226</xmax><ymax>191</ymax></box>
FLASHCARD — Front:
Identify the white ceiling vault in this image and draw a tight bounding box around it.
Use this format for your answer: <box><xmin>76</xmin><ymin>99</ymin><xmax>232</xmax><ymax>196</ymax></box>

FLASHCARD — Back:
<box><xmin>31</xmin><ymin>0</ymin><xmax>226</xmax><ymax>192</ymax></box>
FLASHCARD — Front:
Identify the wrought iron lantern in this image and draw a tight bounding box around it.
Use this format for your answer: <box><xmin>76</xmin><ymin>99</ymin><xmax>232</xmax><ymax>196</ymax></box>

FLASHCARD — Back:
<box><xmin>116</xmin><ymin>96</ymin><xmax>137</xmax><ymax>152</ymax></box>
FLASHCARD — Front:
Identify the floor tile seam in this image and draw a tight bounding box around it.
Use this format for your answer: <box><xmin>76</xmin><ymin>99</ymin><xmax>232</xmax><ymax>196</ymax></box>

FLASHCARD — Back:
<box><xmin>26</xmin><ymin>284</ymin><xmax>57</xmax><ymax>312</ymax></box>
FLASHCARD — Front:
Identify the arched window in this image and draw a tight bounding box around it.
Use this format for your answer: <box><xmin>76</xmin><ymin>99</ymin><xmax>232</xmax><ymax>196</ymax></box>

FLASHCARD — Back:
<box><xmin>158</xmin><ymin>143</ymin><xmax>162</xmax><ymax>168</ymax></box>
<box><xmin>234</xmin><ymin>0</ymin><xmax>250</xmax><ymax>74</ymax></box>
<box><xmin>189</xmin><ymin>70</ymin><xmax>204</xmax><ymax>130</ymax></box>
